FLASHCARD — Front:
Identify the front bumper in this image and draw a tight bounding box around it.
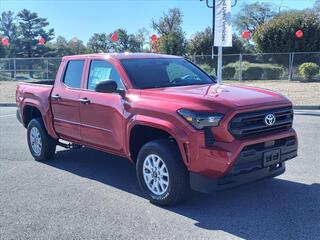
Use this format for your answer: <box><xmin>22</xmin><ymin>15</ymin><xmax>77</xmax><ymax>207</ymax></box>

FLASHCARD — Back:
<box><xmin>190</xmin><ymin>134</ymin><xmax>297</xmax><ymax>193</ymax></box>
<box><xmin>190</xmin><ymin>162</ymin><xmax>286</xmax><ymax>193</ymax></box>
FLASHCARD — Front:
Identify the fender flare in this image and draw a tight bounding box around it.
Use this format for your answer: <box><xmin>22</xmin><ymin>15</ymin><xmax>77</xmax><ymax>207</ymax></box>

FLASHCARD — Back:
<box><xmin>126</xmin><ymin>115</ymin><xmax>190</xmax><ymax>166</ymax></box>
<box><xmin>21</xmin><ymin>99</ymin><xmax>58</xmax><ymax>139</ymax></box>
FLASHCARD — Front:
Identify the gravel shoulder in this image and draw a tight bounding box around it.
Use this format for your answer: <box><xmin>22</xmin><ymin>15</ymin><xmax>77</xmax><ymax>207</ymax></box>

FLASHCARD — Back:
<box><xmin>1</xmin><ymin>80</ymin><xmax>319</xmax><ymax>105</ymax></box>
<box><xmin>228</xmin><ymin>80</ymin><xmax>320</xmax><ymax>105</ymax></box>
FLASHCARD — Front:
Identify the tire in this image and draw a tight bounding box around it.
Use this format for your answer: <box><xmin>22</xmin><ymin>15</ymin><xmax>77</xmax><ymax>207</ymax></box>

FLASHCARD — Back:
<box><xmin>136</xmin><ymin>139</ymin><xmax>189</xmax><ymax>206</ymax></box>
<box><xmin>27</xmin><ymin>118</ymin><xmax>56</xmax><ymax>161</ymax></box>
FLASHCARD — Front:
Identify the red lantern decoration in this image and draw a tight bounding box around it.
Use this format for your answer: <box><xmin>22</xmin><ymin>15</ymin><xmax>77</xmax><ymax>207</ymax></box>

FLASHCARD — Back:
<box><xmin>151</xmin><ymin>34</ymin><xmax>158</xmax><ymax>42</ymax></box>
<box><xmin>38</xmin><ymin>36</ymin><xmax>46</xmax><ymax>45</ymax></box>
<box><xmin>295</xmin><ymin>30</ymin><xmax>304</xmax><ymax>39</ymax></box>
<box><xmin>111</xmin><ymin>33</ymin><xmax>119</xmax><ymax>42</ymax></box>
<box><xmin>241</xmin><ymin>30</ymin><xmax>250</xmax><ymax>40</ymax></box>
<box><xmin>1</xmin><ymin>38</ymin><xmax>9</xmax><ymax>46</ymax></box>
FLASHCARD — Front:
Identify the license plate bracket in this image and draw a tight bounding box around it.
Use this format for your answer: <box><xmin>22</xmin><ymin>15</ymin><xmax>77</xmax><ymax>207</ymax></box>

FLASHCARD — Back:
<box><xmin>263</xmin><ymin>149</ymin><xmax>281</xmax><ymax>167</ymax></box>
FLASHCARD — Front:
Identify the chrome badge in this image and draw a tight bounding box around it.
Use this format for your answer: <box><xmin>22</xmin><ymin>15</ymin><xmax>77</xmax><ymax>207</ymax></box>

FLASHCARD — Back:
<box><xmin>264</xmin><ymin>114</ymin><xmax>276</xmax><ymax>126</ymax></box>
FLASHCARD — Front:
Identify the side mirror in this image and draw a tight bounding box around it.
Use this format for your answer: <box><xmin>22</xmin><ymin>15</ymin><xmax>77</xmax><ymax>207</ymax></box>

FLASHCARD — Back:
<box><xmin>95</xmin><ymin>80</ymin><xmax>118</xmax><ymax>93</ymax></box>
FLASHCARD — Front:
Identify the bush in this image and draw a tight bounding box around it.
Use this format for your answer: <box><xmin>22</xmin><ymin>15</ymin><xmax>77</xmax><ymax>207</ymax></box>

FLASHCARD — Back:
<box><xmin>198</xmin><ymin>64</ymin><xmax>215</xmax><ymax>75</ymax></box>
<box><xmin>223</xmin><ymin>61</ymin><xmax>285</xmax><ymax>80</ymax></box>
<box><xmin>222</xmin><ymin>66</ymin><xmax>236</xmax><ymax>79</ymax></box>
<box><xmin>262</xmin><ymin>65</ymin><xmax>284</xmax><ymax>79</ymax></box>
<box><xmin>243</xmin><ymin>66</ymin><xmax>264</xmax><ymax>80</ymax></box>
<box><xmin>254</xmin><ymin>11</ymin><xmax>320</xmax><ymax>53</ymax></box>
<box><xmin>299</xmin><ymin>62</ymin><xmax>320</xmax><ymax>81</ymax></box>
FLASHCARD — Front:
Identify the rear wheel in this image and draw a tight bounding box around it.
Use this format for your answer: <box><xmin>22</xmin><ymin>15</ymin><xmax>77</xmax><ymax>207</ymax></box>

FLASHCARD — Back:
<box><xmin>136</xmin><ymin>139</ymin><xmax>189</xmax><ymax>206</ymax></box>
<box><xmin>27</xmin><ymin>118</ymin><xmax>56</xmax><ymax>161</ymax></box>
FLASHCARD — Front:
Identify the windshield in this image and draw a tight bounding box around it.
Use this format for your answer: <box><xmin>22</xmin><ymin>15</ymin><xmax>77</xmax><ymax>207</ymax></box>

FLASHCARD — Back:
<box><xmin>120</xmin><ymin>58</ymin><xmax>215</xmax><ymax>89</ymax></box>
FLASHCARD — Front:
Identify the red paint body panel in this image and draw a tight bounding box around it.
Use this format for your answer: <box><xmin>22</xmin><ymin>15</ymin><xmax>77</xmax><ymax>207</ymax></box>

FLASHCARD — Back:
<box><xmin>16</xmin><ymin>53</ymin><xmax>297</xmax><ymax>180</ymax></box>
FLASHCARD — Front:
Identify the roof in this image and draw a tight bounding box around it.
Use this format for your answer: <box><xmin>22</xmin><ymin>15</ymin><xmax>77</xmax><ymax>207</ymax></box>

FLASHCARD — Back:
<box><xmin>62</xmin><ymin>53</ymin><xmax>183</xmax><ymax>61</ymax></box>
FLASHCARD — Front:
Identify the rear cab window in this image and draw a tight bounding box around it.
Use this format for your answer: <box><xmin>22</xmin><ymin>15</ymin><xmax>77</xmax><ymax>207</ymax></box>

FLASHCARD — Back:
<box><xmin>63</xmin><ymin>60</ymin><xmax>85</xmax><ymax>88</ymax></box>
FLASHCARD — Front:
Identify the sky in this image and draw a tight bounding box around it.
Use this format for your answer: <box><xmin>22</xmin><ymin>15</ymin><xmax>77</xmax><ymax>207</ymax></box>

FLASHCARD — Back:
<box><xmin>0</xmin><ymin>0</ymin><xmax>316</xmax><ymax>43</ymax></box>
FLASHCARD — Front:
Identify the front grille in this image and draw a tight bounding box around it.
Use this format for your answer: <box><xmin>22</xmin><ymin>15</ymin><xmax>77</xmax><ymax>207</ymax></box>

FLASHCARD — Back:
<box><xmin>229</xmin><ymin>107</ymin><xmax>293</xmax><ymax>139</ymax></box>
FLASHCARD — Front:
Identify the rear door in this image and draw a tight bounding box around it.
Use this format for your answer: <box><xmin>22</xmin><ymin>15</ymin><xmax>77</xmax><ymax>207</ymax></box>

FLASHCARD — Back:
<box><xmin>79</xmin><ymin>59</ymin><xmax>126</xmax><ymax>153</ymax></box>
<box><xmin>51</xmin><ymin>60</ymin><xmax>85</xmax><ymax>141</ymax></box>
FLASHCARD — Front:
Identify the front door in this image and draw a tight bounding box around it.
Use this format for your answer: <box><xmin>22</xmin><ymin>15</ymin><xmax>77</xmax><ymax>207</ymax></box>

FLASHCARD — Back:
<box><xmin>51</xmin><ymin>60</ymin><xmax>85</xmax><ymax>141</ymax></box>
<box><xmin>79</xmin><ymin>60</ymin><xmax>126</xmax><ymax>153</ymax></box>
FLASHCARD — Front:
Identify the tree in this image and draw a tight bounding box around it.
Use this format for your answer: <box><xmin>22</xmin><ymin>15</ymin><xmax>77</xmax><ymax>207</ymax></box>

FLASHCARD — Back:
<box><xmin>0</xmin><ymin>11</ymin><xmax>19</xmax><ymax>58</ymax></box>
<box><xmin>49</xmin><ymin>36</ymin><xmax>72</xmax><ymax>56</ymax></box>
<box><xmin>152</xmin><ymin>8</ymin><xmax>187</xmax><ymax>55</ymax></box>
<box><xmin>87</xmin><ymin>33</ymin><xmax>111</xmax><ymax>53</ymax></box>
<box><xmin>234</xmin><ymin>2</ymin><xmax>276</xmax><ymax>34</ymax></box>
<box><xmin>17</xmin><ymin>9</ymin><xmax>54</xmax><ymax>58</ymax></box>
<box><xmin>135</xmin><ymin>27</ymin><xmax>150</xmax><ymax>52</ymax></box>
<box><xmin>187</xmin><ymin>27</ymin><xmax>212</xmax><ymax>55</ymax></box>
<box><xmin>109</xmin><ymin>28</ymin><xmax>142</xmax><ymax>52</ymax></box>
<box><xmin>253</xmin><ymin>11</ymin><xmax>320</xmax><ymax>53</ymax></box>
<box><xmin>86</xmin><ymin>29</ymin><xmax>144</xmax><ymax>54</ymax></box>
<box><xmin>0</xmin><ymin>43</ymin><xmax>7</xmax><ymax>58</ymax></box>
<box><xmin>187</xmin><ymin>27</ymin><xmax>247</xmax><ymax>55</ymax></box>
<box><xmin>152</xmin><ymin>8</ymin><xmax>183</xmax><ymax>35</ymax></box>
<box><xmin>67</xmin><ymin>37</ymin><xmax>87</xmax><ymax>55</ymax></box>
<box><xmin>313</xmin><ymin>0</ymin><xmax>320</xmax><ymax>13</ymax></box>
<box><xmin>157</xmin><ymin>31</ymin><xmax>187</xmax><ymax>56</ymax></box>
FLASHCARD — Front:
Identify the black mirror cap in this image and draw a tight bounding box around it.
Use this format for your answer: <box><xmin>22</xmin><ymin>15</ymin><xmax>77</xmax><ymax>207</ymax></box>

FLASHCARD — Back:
<box><xmin>95</xmin><ymin>80</ymin><xmax>118</xmax><ymax>93</ymax></box>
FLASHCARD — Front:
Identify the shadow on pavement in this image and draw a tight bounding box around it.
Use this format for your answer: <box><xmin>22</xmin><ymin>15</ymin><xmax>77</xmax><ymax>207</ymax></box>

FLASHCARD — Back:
<box><xmin>46</xmin><ymin>147</ymin><xmax>320</xmax><ymax>240</ymax></box>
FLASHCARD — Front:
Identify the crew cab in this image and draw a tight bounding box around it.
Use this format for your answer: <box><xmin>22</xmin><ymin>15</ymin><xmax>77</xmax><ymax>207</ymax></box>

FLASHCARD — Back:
<box><xmin>16</xmin><ymin>53</ymin><xmax>298</xmax><ymax>205</ymax></box>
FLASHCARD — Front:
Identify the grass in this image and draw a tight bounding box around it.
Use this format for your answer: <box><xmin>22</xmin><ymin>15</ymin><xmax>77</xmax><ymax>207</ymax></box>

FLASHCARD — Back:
<box><xmin>1</xmin><ymin>80</ymin><xmax>319</xmax><ymax>105</ymax></box>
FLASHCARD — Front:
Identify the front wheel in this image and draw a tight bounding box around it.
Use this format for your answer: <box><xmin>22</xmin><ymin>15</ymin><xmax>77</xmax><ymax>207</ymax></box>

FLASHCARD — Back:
<box><xmin>136</xmin><ymin>139</ymin><xmax>189</xmax><ymax>206</ymax></box>
<box><xmin>27</xmin><ymin>118</ymin><xmax>56</xmax><ymax>161</ymax></box>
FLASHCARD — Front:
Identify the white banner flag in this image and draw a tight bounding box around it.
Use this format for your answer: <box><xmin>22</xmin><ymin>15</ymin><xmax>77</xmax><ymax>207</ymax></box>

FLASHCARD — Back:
<box><xmin>214</xmin><ymin>0</ymin><xmax>232</xmax><ymax>47</ymax></box>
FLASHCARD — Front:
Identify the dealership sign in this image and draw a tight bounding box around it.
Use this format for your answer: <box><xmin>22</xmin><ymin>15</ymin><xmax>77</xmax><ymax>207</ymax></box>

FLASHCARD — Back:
<box><xmin>214</xmin><ymin>0</ymin><xmax>232</xmax><ymax>47</ymax></box>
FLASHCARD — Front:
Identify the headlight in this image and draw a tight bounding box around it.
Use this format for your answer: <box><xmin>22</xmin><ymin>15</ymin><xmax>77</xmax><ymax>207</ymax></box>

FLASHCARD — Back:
<box><xmin>177</xmin><ymin>109</ymin><xmax>224</xmax><ymax>130</ymax></box>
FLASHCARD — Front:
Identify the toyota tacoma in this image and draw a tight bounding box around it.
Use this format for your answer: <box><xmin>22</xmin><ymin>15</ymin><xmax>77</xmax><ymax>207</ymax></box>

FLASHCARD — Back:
<box><xmin>16</xmin><ymin>53</ymin><xmax>298</xmax><ymax>205</ymax></box>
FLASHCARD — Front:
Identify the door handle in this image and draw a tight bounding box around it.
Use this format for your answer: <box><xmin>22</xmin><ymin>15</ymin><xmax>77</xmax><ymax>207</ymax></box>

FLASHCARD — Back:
<box><xmin>79</xmin><ymin>98</ymin><xmax>90</xmax><ymax>104</ymax></box>
<box><xmin>51</xmin><ymin>94</ymin><xmax>61</xmax><ymax>100</ymax></box>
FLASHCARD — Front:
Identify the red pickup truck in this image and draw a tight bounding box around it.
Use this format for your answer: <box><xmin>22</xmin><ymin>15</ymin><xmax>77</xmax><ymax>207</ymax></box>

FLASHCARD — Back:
<box><xmin>16</xmin><ymin>53</ymin><xmax>298</xmax><ymax>205</ymax></box>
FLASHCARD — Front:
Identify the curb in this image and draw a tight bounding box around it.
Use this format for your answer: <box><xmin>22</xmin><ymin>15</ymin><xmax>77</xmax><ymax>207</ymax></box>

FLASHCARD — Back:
<box><xmin>0</xmin><ymin>103</ymin><xmax>319</xmax><ymax>110</ymax></box>
<box><xmin>293</xmin><ymin>105</ymin><xmax>320</xmax><ymax>110</ymax></box>
<box><xmin>0</xmin><ymin>103</ymin><xmax>16</xmax><ymax>107</ymax></box>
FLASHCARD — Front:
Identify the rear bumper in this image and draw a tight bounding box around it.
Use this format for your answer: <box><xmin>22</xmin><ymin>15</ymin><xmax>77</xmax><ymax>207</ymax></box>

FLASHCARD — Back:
<box><xmin>190</xmin><ymin>135</ymin><xmax>297</xmax><ymax>193</ymax></box>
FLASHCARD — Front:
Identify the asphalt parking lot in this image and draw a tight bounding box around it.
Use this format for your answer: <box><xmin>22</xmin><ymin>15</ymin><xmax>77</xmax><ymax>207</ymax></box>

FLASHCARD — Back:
<box><xmin>0</xmin><ymin>107</ymin><xmax>319</xmax><ymax>240</ymax></box>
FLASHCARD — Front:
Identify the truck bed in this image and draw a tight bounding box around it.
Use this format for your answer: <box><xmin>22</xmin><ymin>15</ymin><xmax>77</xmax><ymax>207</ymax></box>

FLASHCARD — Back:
<box><xmin>21</xmin><ymin>80</ymin><xmax>55</xmax><ymax>86</ymax></box>
<box><xmin>16</xmin><ymin>81</ymin><xmax>54</xmax><ymax>119</ymax></box>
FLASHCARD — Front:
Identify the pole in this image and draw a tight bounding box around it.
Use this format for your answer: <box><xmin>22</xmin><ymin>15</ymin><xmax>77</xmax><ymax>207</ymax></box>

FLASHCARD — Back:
<box><xmin>212</xmin><ymin>0</ymin><xmax>215</xmax><ymax>60</ymax></box>
<box><xmin>290</xmin><ymin>52</ymin><xmax>295</xmax><ymax>81</ymax></box>
<box><xmin>217</xmin><ymin>46</ymin><xmax>222</xmax><ymax>84</ymax></box>
<box><xmin>288</xmin><ymin>53</ymin><xmax>291</xmax><ymax>80</ymax></box>
<box><xmin>13</xmin><ymin>57</ymin><xmax>17</xmax><ymax>80</ymax></box>
<box><xmin>239</xmin><ymin>53</ymin><xmax>243</xmax><ymax>82</ymax></box>
<box><xmin>46</xmin><ymin>59</ymin><xmax>49</xmax><ymax>80</ymax></box>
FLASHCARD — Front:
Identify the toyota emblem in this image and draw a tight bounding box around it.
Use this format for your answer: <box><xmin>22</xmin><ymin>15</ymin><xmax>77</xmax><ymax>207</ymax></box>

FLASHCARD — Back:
<box><xmin>264</xmin><ymin>114</ymin><xmax>276</xmax><ymax>126</ymax></box>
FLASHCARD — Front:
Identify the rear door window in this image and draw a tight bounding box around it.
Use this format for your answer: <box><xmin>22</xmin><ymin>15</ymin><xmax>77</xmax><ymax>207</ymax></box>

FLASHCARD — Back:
<box><xmin>63</xmin><ymin>60</ymin><xmax>85</xmax><ymax>88</ymax></box>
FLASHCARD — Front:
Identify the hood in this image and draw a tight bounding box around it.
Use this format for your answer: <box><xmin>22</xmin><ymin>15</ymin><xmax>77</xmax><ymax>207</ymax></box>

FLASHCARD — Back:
<box><xmin>140</xmin><ymin>84</ymin><xmax>291</xmax><ymax>110</ymax></box>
